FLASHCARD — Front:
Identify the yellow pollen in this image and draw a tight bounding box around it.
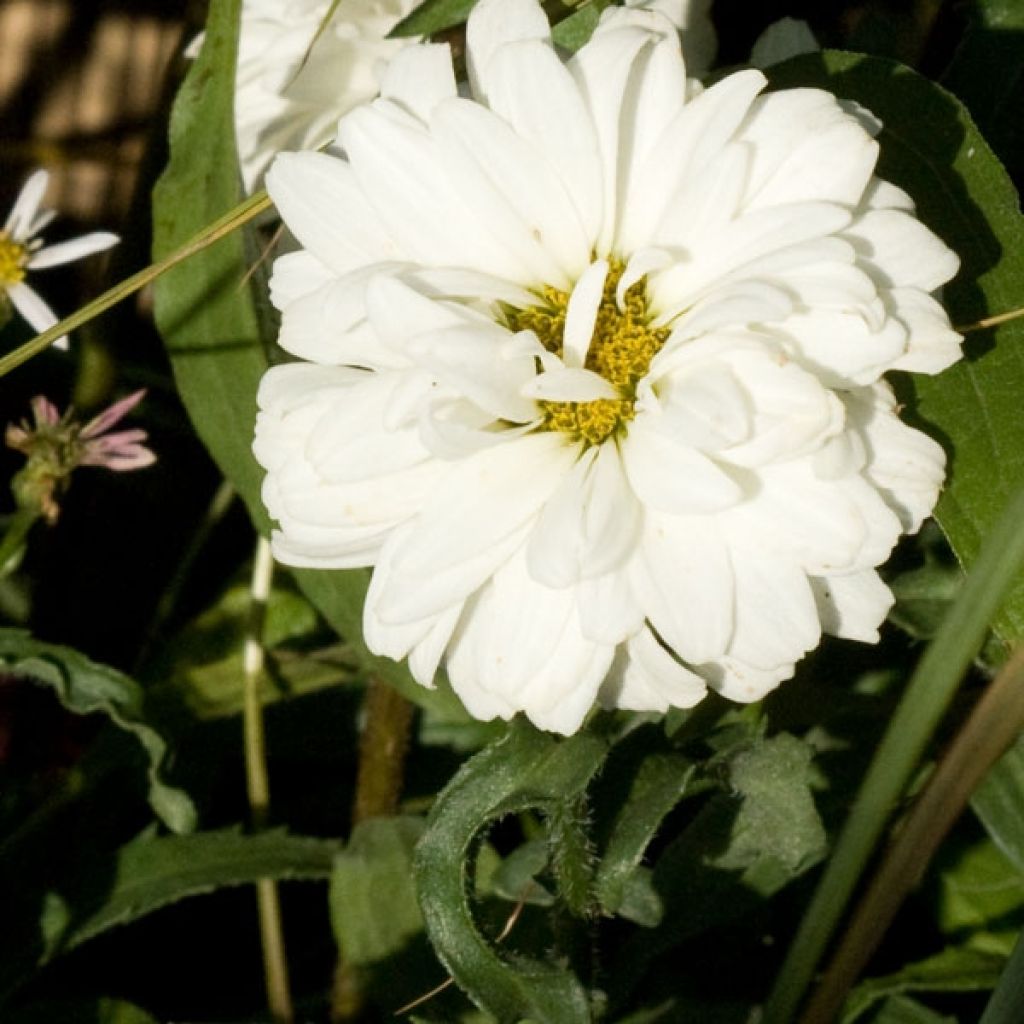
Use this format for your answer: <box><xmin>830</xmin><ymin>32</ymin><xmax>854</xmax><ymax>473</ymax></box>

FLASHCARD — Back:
<box><xmin>0</xmin><ymin>231</ymin><xmax>28</xmax><ymax>288</ymax></box>
<box><xmin>505</xmin><ymin>259</ymin><xmax>669</xmax><ymax>446</ymax></box>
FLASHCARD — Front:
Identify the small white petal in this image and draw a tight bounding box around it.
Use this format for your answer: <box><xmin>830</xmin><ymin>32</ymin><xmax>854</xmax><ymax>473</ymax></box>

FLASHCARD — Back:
<box><xmin>7</xmin><ymin>282</ymin><xmax>65</xmax><ymax>348</ymax></box>
<box><xmin>521</xmin><ymin>367</ymin><xmax>619</xmax><ymax>402</ymax></box>
<box><xmin>563</xmin><ymin>259</ymin><xmax>608</xmax><ymax>367</ymax></box>
<box><xmin>379</xmin><ymin>43</ymin><xmax>457</xmax><ymax>122</ymax></box>
<box><xmin>28</xmin><ymin>232</ymin><xmax>118</xmax><ymax>270</ymax></box>
<box><xmin>466</xmin><ymin>0</ymin><xmax>550</xmax><ymax>102</ymax></box>
<box><xmin>5</xmin><ymin>170</ymin><xmax>49</xmax><ymax>238</ymax></box>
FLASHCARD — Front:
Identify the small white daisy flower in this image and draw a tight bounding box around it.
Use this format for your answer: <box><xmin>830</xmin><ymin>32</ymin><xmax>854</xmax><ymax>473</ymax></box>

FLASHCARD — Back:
<box><xmin>1</xmin><ymin>170</ymin><xmax>118</xmax><ymax>350</ymax></box>
<box><xmin>254</xmin><ymin>0</ymin><xmax>963</xmax><ymax>734</ymax></box>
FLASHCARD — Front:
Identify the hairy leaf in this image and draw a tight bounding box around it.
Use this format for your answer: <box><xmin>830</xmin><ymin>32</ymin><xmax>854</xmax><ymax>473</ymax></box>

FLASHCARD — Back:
<box><xmin>0</xmin><ymin>629</ymin><xmax>195</xmax><ymax>833</ymax></box>
<box><xmin>768</xmin><ymin>52</ymin><xmax>1024</xmax><ymax>645</ymax></box>
<box><xmin>415</xmin><ymin>718</ymin><xmax>610</xmax><ymax>1023</ymax></box>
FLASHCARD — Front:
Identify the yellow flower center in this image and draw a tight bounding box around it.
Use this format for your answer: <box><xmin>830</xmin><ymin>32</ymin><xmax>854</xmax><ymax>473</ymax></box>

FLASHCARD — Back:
<box><xmin>0</xmin><ymin>231</ymin><xmax>28</xmax><ymax>288</ymax></box>
<box><xmin>506</xmin><ymin>260</ymin><xmax>669</xmax><ymax>446</ymax></box>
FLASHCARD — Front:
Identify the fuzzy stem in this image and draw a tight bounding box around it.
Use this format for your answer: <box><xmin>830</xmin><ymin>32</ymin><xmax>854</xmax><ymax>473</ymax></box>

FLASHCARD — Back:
<box><xmin>244</xmin><ymin>536</ymin><xmax>293</xmax><ymax>1024</ymax></box>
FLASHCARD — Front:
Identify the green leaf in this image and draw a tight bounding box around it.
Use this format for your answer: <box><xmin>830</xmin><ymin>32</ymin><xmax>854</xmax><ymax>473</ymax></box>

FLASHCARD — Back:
<box><xmin>330</xmin><ymin>816</ymin><xmax>426</xmax><ymax>967</ymax></box>
<box><xmin>862</xmin><ymin>995</ymin><xmax>957</xmax><ymax>1024</ymax></box>
<box><xmin>767</xmin><ymin>51</ymin><xmax>1024</xmax><ymax>645</ymax></box>
<box><xmin>0</xmin><ymin>629</ymin><xmax>196</xmax><ymax>834</ymax></box>
<box><xmin>593</xmin><ymin>735</ymin><xmax>696</xmax><ymax>916</ymax></box>
<box><xmin>45</xmin><ymin>828</ymin><xmax>338</xmax><ymax>958</ymax></box>
<box><xmin>980</xmin><ymin>928</ymin><xmax>1024</xmax><ymax>1024</ymax></box>
<box><xmin>935</xmin><ymin>836</ymin><xmax>1024</xmax><ymax>957</ymax></box>
<box><xmin>7</xmin><ymin>998</ymin><xmax>159</xmax><ymax>1024</ymax></box>
<box><xmin>973</xmin><ymin>733</ymin><xmax>1024</xmax><ymax>874</ymax></box>
<box><xmin>150</xmin><ymin>0</ymin><xmax>463</xmax><ymax>719</ymax></box>
<box><xmin>390</xmin><ymin>0</ymin><xmax>476</xmax><ymax>37</ymax></box>
<box><xmin>151</xmin><ymin>0</ymin><xmax>271</xmax><ymax>535</ymax></box>
<box><xmin>550</xmin><ymin>2</ymin><xmax>612</xmax><ymax>52</ymax></box>
<box><xmin>844</xmin><ymin>947</ymin><xmax>1006</xmax><ymax>1023</ymax></box>
<box><xmin>713</xmin><ymin>733</ymin><xmax>826</xmax><ymax>887</ymax></box>
<box><xmin>0</xmin><ymin>828</ymin><xmax>338</xmax><ymax>1000</ymax></box>
<box><xmin>415</xmin><ymin>717</ymin><xmax>610</xmax><ymax>1023</ymax></box>
<box><xmin>146</xmin><ymin>580</ymin><xmax>358</xmax><ymax>718</ymax></box>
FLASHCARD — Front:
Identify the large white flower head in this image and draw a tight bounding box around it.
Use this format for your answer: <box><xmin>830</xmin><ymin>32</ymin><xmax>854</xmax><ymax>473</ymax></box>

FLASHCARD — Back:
<box><xmin>254</xmin><ymin>0</ymin><xmax>963</xmax><ymax>735</ymax></box>
<box><xmin>226</xmin><ymin>0</ymin><xmax>421</xmax><ymax>191</ymax></box>
<box><xmin>1</xmin><ymin>170</ymin><xmax>118</xmax><ymax>349</ymax></box>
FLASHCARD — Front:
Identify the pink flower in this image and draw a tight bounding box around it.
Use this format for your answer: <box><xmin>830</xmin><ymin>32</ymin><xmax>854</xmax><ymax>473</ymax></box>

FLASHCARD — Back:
<box><xmin>6</xmin><ymin>390</ymin><xmax>155</xmax><ymax>523</ymax></box>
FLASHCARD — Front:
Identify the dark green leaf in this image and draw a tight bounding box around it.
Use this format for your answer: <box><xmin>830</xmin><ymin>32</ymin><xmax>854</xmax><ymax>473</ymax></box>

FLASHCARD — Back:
<box><xmin>7</xmin><ymin>998</ymin><xmax>159</xmax><ymax>1024</ymax></box>
<box><xmin>713</xmin><ymin>733</ymin><xmax>826</xmax><ymax>887</ymax></box>
<box><xmin>551</xmin><ymin>2</ymin><xmax>612</xmax><ymax>52</ymax></box>
<box><xmin>844</xmin><ymin>947</ymin><xmax>1006</xmax><ymax>1023</ymax></box>
<box><xmin>151</xmin><ymin>0</ymin><xmax>271</xmax><ymax>535</ymax></box>
<box><xmin>862</xmin><ymin>995</ymin><xmax>957</xmax><ymax>1024</ymax></box>
<box><xmin>390</xmin><ymin>0</ymin><xmax>476</xmax><ymax>38</ymax></box>
<box><xmin>330</xmin><ymin>816</ymin><xmax>425</xmax><ymax>967</ymax></box>
<box><xmin>490</xmin><ymin>839</ymin><xmax>555</xmax><ymax>907</ymax></box>
<box><xmin>0</xmin><ymin>629</ymin><xmax>195</xmax><ymax>834</ymax></box>
<box><xmin>980</xmin><ymin>928</ymin><xmax>1024</xmax><ymax>1024</ymax></box>
<box><xmin>941</xmin><ymin>0</ymin><xmax>1024</xmax><ymax>185</ymax></box>
<box><xmin>935</xmin><ymin>836</ymin><xmax>1024</xmax><ymax>956</ymax></box>
<box><xmin>43</xmin><ymin>828</ymin><xmax>339</xmax><ymax>959</ymax></box>
<box><xmin>973</xmin><ymin>733</ymin><xmax>1024</xmax><ymax>874</ymax></box>
<box><xmin>594</xmin><ymin>745</ymin><xmax>695</xmax><ymax>916</ymax></box>
<box><xmin>415</xmin><ymin>717</ymin><xmax>610</xmax><ymax>1023</ymax></box>
<box><xmin>0</xmin><ymin>828</ymin><xmax>338</xmax><ymax>1001</ymax></box>
<box><xmin>767</xmin><ymin>51</ymin><xmax>1024</xmax><ymax>645</ymax></box>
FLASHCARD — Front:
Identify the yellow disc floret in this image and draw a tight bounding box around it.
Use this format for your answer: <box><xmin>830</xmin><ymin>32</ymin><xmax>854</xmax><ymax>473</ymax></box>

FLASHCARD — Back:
<box><xmin>505</xmin><ymin>260</ymin><xmax>669</xmax><ymax>446</ymax></box>
<box><xmin>0</xmin><ymin>231</ymin><xmax>28</xmax><ymax>289</ymax></box>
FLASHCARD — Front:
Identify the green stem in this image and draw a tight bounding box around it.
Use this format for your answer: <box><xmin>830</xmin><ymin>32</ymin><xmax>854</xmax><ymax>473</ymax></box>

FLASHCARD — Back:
<box><xmin>244</xmin><ymin>536</ymin><xmax>294</xmax><ymax>1024</ymax></box>
<box><xmin>0</xmin><ymin>190</ymin><xmax>272</xmax><ymax>380</ymax></box>
<box><xmin>0</xmin><ymin>508</ymin><xmax>41</xmax><ymax>576</ymax></box>
<box><xmin>764</xmin><ymin>482</ymin><xmax>1024</xmax><ymax>1024</ymax></box>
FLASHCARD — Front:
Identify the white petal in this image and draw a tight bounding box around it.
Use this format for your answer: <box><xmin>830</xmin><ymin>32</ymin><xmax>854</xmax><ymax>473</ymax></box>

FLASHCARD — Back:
<box><xmin>465</xmin><ymin>0</ymin><xmax>550</xmax><ymax>102</ymax></box>
<box><xmin>7</xmin><ymin>282</ymin><xmax>65</xmax><ymax>348</ymax></box>
<box><xmin>749</xmin><ymin>17</ymin><xmax>818</xmax><ymax>69</ymax></box>
<box><xmin>563</xmin><ymin>259</ymin><xmax>608</xmax><ymax>367</ymax></box>
<box><xmin>622</xmin><ymin>420</ymin><xmax>743</xmax><ymax>513</ymax></box>
<box><xmin>577</xmin><ymin>568</ymin><xmax>645</xmax><ymax>644</ymax></box>
<box><xmin>268</xmin><ymin>250</ymin><xmax>335</xmax><ymax>309</ymax></box>
<box><xmin>266</xmin><ymin>151</ymin><xmax>400</xmax><ymax>273</ymax></box>
<box><xmin>811</xmin><ymin>570</ymin><xmax>893</xmax><ymax>643</ymax></box>
<box><xmin>631</xmin><ymin>512</ymin><xmax>734</xmax><ymax>663</ymax></box>
<box><xmin>521</xmin><ymin>367</ymin><xmax>618</xmax><ymax>402</ymax></box>
<box><xmin>526</xmin><ymin>444</ymin><xmax>642</xmax><ymax>586</ymax></box>
<box><xmin>485</xmin><ymin>40</ymin><xmax>603</xmax><ymax>244</ymax></box>
<box><xmin>726</xmin><ymin>555</ymin><xmax>820</xmax><ymax>672</ymax></box>
<box><xmin>888</xmin><ymin>287</ymin><xmax>963</xmax><ymax>375</ymax></box>
<box><xmin>379</xmin><ymin>42</ymin><xmax>457</xmax><ymax>122</ymax></box>
<box><xmin>432</xmin><ymin>97</ymin><xmax>591</xmax><ymax>285</ymax></box>
<box><xmin>844</xmin><ymin>208</ymin><xmax>959</xmax><ymax>291</ymax></box>
<box><xmin>617</xmin><ymin>69</ymin><xmax>766</xmax><ymax>255</ymax></box>
<box><xmin>600</xmin><ymin>626</ymin><xmax>707</xmax><ymax>712</ymax></box>
<box><xmin>378</xmin><ymin>434</ymin><xmax>576</xmax><ymax>621</ymax></box>
<box><xmin>5</xmin><ymin>170</ymin><xmax>48</xmax><ymax>238</ymax></box>
<box><xmin>29</xmin><ymin>232</ymin><xmax>118</xmax><ymax>270</ymax></box>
